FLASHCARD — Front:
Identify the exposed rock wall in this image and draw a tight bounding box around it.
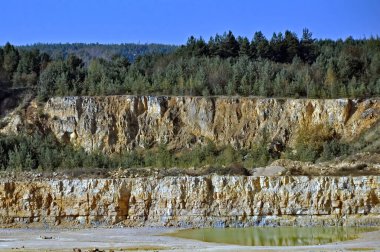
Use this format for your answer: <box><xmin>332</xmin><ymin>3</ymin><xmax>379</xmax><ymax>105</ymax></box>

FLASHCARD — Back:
<box><xmin>3</xmin><ymin>96</ymin><xmax>379</xmax><ymax>153</ymax></box>
<box><xmin>1</xmin><ymin>176</ymin><xmax>379</xmax><ymax>227</ymax></box>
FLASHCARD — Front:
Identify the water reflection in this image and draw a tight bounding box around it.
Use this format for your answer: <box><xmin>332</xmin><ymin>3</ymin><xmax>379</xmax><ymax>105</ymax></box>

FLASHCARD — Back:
<box><xmin>169</xmin><ymin>227</ymin><xmax>378</xmax><ymax>246</ymax></box>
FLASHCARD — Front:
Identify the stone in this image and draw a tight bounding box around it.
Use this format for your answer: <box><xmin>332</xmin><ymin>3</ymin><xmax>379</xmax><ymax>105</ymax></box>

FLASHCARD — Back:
<box><xmin>0</xmin><ymin>175</ymin><xmax>379</xmax><ymax>227</ymax></box>
<box><xmin>2</xmin><ymin>96</ymin><xmax>379</xmax><ymax>153</ymax></box>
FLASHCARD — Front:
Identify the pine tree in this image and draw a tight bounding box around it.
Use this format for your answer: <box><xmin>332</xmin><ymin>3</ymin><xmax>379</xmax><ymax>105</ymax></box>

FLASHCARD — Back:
<box><xmin>238</xmin><ymin>36</ymin><xmax>251</xmax><ymax>57</ymax></box>
<box><xmin>300</xmin><ymin>28</ymin><xmax>317</xmax><ymax>64</ymax></box>
<box><xmin>252</xmin><ymin>31</ymin><xmax>269</xmax><ymax>59</ymax></box>
<box><xmin>2</xmin><ymin>43</ymin><xmax>20</xmax><ymax>80</ymax></box>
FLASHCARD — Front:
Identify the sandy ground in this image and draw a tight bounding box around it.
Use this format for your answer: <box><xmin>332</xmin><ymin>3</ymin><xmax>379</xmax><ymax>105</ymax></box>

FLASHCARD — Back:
<box><xmin>0</xmin><ymin>227</ymin><xmax>379</xmax><ymax>252</ymax></box>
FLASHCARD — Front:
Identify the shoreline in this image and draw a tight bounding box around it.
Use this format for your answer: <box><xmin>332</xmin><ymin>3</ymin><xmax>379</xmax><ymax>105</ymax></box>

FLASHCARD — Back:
<box><xmin>0</xmin><ymin>227</ymin><xmax>380</xmax><ymax>252</ymax></box>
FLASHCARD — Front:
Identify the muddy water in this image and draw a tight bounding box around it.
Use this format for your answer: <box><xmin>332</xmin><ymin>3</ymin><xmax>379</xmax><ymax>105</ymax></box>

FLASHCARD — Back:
<box><xmin>168</xmin><ymin>227</ymin><xmax>379</xmax><ymax>246</ymax></box>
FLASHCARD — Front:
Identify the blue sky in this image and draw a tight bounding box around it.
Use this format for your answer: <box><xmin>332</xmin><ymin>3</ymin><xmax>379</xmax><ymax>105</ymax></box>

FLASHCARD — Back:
<box><xmin>1</xmin><ymin>0</ymin><xmax>379</xmax><ymax>45</ymax></box>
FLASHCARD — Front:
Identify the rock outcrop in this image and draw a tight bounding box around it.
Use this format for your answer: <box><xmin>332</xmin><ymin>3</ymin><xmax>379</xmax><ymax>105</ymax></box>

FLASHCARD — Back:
<box><xmin>0</xmin><ymin>176</ymin><xmax>379</xmax><ymax>227</ymax></box>
<box><xmin>2</xmin><ymin>96</ymin><xmax>379</xmax><ymax>153</ymax></box>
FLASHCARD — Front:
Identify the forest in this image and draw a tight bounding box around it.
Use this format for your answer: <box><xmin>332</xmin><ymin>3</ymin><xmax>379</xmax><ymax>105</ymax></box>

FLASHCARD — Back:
<box><xmin>0</xmin><ymin>29</ymin><xmax>379</xmax><ymax>100</ymax></box>
<box><xmin>18</xmin><ymin>43</ymin><xmax>177</xmax><ymax>63</ymax></box>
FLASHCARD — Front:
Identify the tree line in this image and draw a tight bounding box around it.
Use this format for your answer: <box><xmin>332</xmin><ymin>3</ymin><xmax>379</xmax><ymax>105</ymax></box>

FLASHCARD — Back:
<box><xmin>1</xmin><ymin>29</ymin><xmax>380</xmax><ymax>99</ymax></box>
<box><xmin>18</xmin><ymin>43</ymin><xmax>177</xmax><ymax>63</ymax></box>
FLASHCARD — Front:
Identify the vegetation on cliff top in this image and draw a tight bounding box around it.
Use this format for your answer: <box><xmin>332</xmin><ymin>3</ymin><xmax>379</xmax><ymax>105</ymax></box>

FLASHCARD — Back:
<box><xmin>18</xmin><ymin>43</ymin><xmax>177</xmax><ymax>63</ymax></box>
<box><xmin>1</xmin><ymin>29</ymin><xmax>380</xmax><ymax>99</ymax></box>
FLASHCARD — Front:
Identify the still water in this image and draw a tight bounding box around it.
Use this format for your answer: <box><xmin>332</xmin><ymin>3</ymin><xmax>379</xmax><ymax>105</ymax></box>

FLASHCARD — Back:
<box><xmin>168</xmin><ymin>227</ymin><xmax>378</xmax><ymax>246</ymax></box>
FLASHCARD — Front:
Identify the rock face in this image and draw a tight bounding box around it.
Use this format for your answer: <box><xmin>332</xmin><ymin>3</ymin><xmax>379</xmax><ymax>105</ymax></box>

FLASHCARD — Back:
<box><xmin>1</xmin><ymin>176</ymin><xmax>379</xmax><ymax>227</ymax></box>
<box><xmin>3</xmin><ymin>96</ymin><xmax>378</xmax><ymax>153</ymax></box>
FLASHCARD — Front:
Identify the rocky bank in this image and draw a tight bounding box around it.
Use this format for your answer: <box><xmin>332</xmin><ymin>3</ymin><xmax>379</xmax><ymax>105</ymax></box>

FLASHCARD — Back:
<box><xmin>0</xmin><ymin>175</ymin><xmax>379</xmax><ymax>228</ymax></box>
<box><xmin>1</xmin><ymin>96</ymin><xmax>379</xmax><ymax>153</ymax></box>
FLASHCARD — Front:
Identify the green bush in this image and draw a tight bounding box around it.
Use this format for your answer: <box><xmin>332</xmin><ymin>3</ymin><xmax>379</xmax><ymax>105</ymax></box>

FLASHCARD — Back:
<box><xmin>319</xmin><ymin>139</ymin><xmax>350</xmax><ymax>161</ymax></box>
<box><xmin>294</xmin><ymin>143</ymin><xmax>319</xmax><ymax>162</ymax></box>
<box><xmin>0</xmin><ymin>133</ymin><xmax>115</xmax><ymax>171</ymax></box>
<box><xmin>283</xmin><ymin>124</ymin><xmax>352</xmax><ymax>163</ymax></box>
<box><xmin>243</xmin><ymin>143</ymin><xmax>271</xmax><ymax>168</ymax></box>
<box><xmin>0</xmin><ymin>127</ymin><xmax>360</xmax><ymax>173</ymax></box>
<box><xmin>8</xmin><ymin>145</ymin><xmax>36</xmax><ymax>171</ymax></box>
<box><xmin>121</xmin><ymin>150</ymin><xmax>144</xmax><ymax>167</ymax></box>
<box><xmin>216</xmin><ymin>145</ymin><xmax>241</xmax><ymax>166</ymax></box>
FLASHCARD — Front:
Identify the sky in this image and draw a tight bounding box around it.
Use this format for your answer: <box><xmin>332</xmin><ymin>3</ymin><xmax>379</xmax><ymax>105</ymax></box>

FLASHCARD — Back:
<box><xmin>1</xmin><ymin>0</ymin><xmax>379</xmax><ymax>45</ymax></box>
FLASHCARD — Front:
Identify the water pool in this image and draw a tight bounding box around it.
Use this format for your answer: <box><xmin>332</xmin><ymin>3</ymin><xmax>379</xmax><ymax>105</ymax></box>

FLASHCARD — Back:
<box><xmin>168</xmin><ymin>226</ymin><xmax>378</xmax><ymax>246</ymax></box>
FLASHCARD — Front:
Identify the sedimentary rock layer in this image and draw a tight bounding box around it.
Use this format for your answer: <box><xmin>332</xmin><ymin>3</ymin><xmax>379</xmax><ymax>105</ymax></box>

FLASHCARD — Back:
<box><xmin>3</xmin><ymin>96</ymin><xmax>379</xmax><ymax>153</ymax></box>
<box><xmin>1</xmin><ymin>176</ymin><xmax>379</xmax><ymax>227</ymax></box>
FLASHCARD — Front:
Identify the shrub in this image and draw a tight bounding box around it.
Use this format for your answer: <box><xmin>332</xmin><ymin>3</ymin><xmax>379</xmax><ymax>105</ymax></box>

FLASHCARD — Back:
<box><xmin>121</xmin><ymin>150</ymin><xmax>144</xmax><ymax>168</ymax></box>
<box><xmin>155</xmin><ymin>144</ymin><xmax>173</xmax><ymax>168</ymax></box>
<box><xmin>284</xmin><ymin>124</ymin><xmax>352</xmax><ymax>163</ymax></box>
<box><xmin>0</xmin><ymin>133</ymin><xmax>115</xmax><ymax>171</ymax></box>
<box><xmin>296</xmin><ymin>124</ymin><xmax>335</xmax><ymax>153</ymax></box>
<box><xmin>216</xmin><ymin>145</ymin><xmax>241</xmax><ymax>166</ymax></box>
<box><xmin>319</xmin><ymin>139</ymin><xmax>350</xmax><ymax>161</ymax></box>
<box><xmin>243</xmin><ymin>143</ymin><xmax>271</xmax><ymax>168</ymax></box>
<box><xmin>294</xmin><ymin>143</ymin><xmax>319</xmax><ymax>162</ymax></box>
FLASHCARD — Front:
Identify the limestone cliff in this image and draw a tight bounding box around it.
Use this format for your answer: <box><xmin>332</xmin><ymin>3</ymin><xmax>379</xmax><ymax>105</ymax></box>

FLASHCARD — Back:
<box><xmin>2</xmin><ymin>96</ymin><xmax>379</xmax><ymax>153</ymax></box>
<box><xmin>0</xmin><ymin>176</ymin><xmax>379</xmax><ymax>227</ymax></box>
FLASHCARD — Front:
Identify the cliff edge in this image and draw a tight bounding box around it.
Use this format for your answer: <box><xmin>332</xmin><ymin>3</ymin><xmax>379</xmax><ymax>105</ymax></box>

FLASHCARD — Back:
<box><xmin>1</xmin><ymin>96</ymin><xmax>379</xmax><ymax>153</ymax></box>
